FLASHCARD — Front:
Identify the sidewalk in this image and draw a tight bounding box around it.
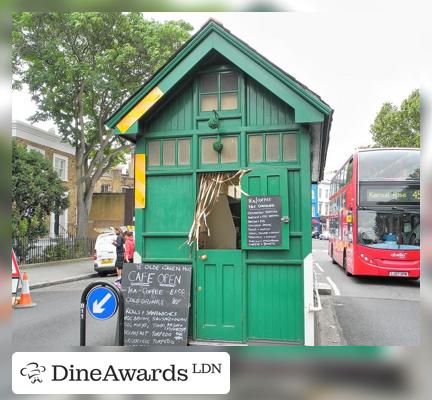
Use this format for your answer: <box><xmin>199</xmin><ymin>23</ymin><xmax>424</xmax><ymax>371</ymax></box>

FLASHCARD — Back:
<box><xmin>20</xmin><ymin>258</ymin><xmax>98</xmax><ymax>289</ymax></box>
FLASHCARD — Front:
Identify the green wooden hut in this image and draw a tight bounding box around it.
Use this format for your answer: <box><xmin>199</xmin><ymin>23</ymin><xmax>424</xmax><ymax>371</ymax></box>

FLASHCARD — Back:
<box><xmin>106</xmin><ymin>19</ymin><xmax>333</xmax><ymax>345</ymax></box>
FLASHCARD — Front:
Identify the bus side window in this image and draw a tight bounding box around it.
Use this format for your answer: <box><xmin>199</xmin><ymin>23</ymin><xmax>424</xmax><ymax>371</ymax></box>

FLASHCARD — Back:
<box><xmin>346</xmin><ymin>159</ymin><xmax>353</xmax><ymax>183</ymax></box>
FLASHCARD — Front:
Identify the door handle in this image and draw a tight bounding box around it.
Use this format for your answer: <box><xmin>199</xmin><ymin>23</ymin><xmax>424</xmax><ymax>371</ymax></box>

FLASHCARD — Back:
<box><xmin>200</xmin><ymin>254</ymin><xmax>208</xmax><ymax>261</ymax></box>
<box><xmin>197</xmin><ymin>286</ymin><xmax>203</xmax><ymax>292</ymax></box>
<box><xmin>281</xmin><ymin>216</ymin><xmax>290</xmax><ymax>223</ymax></box>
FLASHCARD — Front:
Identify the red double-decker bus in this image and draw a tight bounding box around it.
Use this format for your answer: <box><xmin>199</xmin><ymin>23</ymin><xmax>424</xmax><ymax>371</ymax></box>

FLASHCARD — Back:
<box><xmin>328</xmin><ymin>148</ymin><xmax>420</xmax><ymax>278</ymax></box>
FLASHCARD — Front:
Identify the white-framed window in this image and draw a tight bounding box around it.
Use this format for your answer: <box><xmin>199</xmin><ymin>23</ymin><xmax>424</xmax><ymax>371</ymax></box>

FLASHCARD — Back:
<box><xmin>27</xmin><ymin>144</ymin><xmax>45</xmax><ymax>156</ymax></box>
<box><xmin>101</xmin><ymin>184</ymin><xmax>111</xmax><ymax>193</ymax></box>
<box><xmin>53</xmin><ymin>153</ymin><xmax>68</xmax><ymax>181</ymax></box>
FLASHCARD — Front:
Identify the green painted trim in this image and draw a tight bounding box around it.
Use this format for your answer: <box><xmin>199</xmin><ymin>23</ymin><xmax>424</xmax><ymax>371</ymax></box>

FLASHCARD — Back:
<box><xmin>142</xmin><ymin>258</ymin><xmax>192</xmax><ymax>264</ymax></box>
<box><xmin>191</xmin><ymin>171</ymin><xmax>198</xmax><ymax>340</ymax></box>
<box><xmin>146</xmin><ymin>170</ymin><xmax>193</xmax><ymax>176</ymax></box>
<box><xmin>245</xmin><ymin>260</ymin><xmax>303</xmax><ymax>265</ymax></box>
<box><xmin>142</xmin><ymin>124</ymin><xmax>300</xmax><ymax>139</ymax></box>
<box><xmin>240</xmin><ymin>131</ymin><xmax>247</xmax><ymax>168</ymax></box>
<box><xmin>289</xmin><ymin>232</ymin><xmax>303</xmax><ymax>237</ymax></box>
<box><xmin>299</xmin><ymin>126</ymin><xmax>312</xmax><ymax>258</ymax></box>
<box><xmin>142</xmin><ymin>232</ymin><xmax>188</xmax><ymax>237</ymax></box>
<box><xmin>196</xmin><ymin>114</ymin><xmax>242</xmax><ymax>121</ymax></box>
<box><xmin>106</xmin><ymin>21</ymin><xmax>332</xmax><ymax>129</ymax></box>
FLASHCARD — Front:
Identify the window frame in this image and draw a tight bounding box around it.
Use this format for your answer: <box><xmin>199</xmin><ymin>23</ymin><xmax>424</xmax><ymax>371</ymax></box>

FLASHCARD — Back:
<box><xmin>52</xmin><ymin>153</ymin><xmax>68</xmax><ymax>181</ymax></box>
<box><xmin>146</xmin><ymin>137</ymin><xmax>192</xmax><ymax>169</ymax></box>
<box><xmin>247</xmin><ymin>132</ymin><xmax>298</xmax><ymax>165</ymax></box>
<box><xmin>199</xmin><ymin>70</ymin><xmax>240</xmax><ymax>114</ymax></box>
<box><xmin>199</xmin><ymin>134</ymin><xmax>240</xmax><ymax>167</ymax></box>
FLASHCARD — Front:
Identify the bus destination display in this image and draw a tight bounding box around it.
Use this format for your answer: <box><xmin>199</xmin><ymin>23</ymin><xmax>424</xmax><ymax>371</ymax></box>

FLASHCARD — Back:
<box><xmin>362</xmin><ymin>186</ymin><xmax>420</xmax><ymax>204</ymax></box>
<box><xmin>122</xmin><ymin>263</ymin><xmax>192</xmax><ymax>346</ymax></box>
<box><xmin>247</xmin><ymin>196</ymin><xmax>282</xmax><ymax>247</ymax></box>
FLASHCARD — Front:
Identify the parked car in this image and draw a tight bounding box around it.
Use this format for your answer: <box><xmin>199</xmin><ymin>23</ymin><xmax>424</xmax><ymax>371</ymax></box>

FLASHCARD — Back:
<box><xmin>312</xmin><ymin>230</ymin><xmax>320</xmax><ymax>239</ymax></box>
<box><xmin>93</xmin><ymin>232</ymin><xmax>117</xmax><ymax>276</ymax></box>
<box><xmin>319</xmin><ymin>231</ymin><xmax>330</xmax><ymax>240</ymax></box>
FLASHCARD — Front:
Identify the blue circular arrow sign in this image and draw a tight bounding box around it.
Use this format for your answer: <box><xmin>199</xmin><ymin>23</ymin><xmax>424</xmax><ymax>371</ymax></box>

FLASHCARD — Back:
<box><xmin>87</xmin><ymin>286</ymin><xmax>118</xmax><ymax>320</ymax></box>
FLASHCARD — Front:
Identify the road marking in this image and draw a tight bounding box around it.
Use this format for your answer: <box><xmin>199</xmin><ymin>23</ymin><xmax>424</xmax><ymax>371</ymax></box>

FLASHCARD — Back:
<box><xmin>326</xmin><ymin>276</ymin><xmax>341</xmax><ymax>296</ymax></box>
<box><xmin>314</xmin><ymin>263</ymin><xmax>324</xmax><ymax>272</ymax></box>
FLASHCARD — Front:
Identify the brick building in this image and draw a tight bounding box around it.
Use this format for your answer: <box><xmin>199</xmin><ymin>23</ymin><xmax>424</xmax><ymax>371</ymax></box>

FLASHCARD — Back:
<box><xmin>93</xmin><ymin>158</ymin><xmax>134</xmax><ymax>194</ymax></box>
<box><xmin>12</xmin><ymin>120</ymin><xmax>77</xmax><ymax>237</ymax></box>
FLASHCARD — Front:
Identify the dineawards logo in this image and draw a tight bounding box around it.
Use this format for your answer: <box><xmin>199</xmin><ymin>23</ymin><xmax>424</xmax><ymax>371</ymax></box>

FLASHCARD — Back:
<box><xmin>50</xmin><ymin>363</ymin><xmax>189</xmax><ymax>382</ymax></box>
<box><xmin>13</xmin><ymin>352</ymin><xmax>230</xmax><ymax>394</ymax></box>
<box><xmin>20</xmin><ymin>362</ymin><xmax>47</xmax><ymax>384</ymax></box>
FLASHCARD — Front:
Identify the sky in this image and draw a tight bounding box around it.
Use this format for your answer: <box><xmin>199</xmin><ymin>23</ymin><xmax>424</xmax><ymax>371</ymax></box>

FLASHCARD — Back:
<box><xmin>11</xmin><ymin>11</ymin><xmax>420</xmax><ymax>178</ymax></box>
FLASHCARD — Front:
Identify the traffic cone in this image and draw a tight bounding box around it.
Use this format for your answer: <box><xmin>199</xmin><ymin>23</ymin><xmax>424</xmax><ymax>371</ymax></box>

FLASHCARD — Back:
<box><xmin>14</xmin><ymin>272</ymin><xmax>37</xmax><ymax>308</ymax></box>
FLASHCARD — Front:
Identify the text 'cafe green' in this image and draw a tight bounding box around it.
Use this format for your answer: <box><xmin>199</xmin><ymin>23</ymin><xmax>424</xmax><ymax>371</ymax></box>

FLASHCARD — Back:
<box><xmin>106</xmin><ymin>19</ymin><xmax>333</xmax><ymax>345</ymax></box>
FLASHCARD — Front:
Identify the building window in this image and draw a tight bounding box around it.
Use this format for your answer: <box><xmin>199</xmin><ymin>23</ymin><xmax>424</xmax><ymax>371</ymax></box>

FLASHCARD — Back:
<box><xmin>200</xmin><ymin>135</ymin><xmax>239</xmax><ymax>165</ymax></box>
<box><xmin>319</xmin><ymin>188</ymin><xmax>322</xmax><ymax>199</ymax></box>
<box><xmin>200</xmin><ymin>71</ymin><xmax>239</xmax><ymax>112</ymax></box>
<box><xmin>147</xmin><ymin>138</ymin><xmax>191</xmax><ymax>167</ymax></box>
<box><xmin>101</xmin><ymin>184</ymin><xmax>111</xmax><ymax>193</ymax></box>
<box><xmin>53</xmin><ymin>154</ymin><xmax>68</xmax><ymax>181</ymax></box>
<box><xmin>248</xmin><ymin>133</ymin><xmax>297</xmax><ymax>163</ymax></box>
<box><xmin>27</xmin><ymin>144</ymin><xmax>45</xmax><ymax>156</ymax></box>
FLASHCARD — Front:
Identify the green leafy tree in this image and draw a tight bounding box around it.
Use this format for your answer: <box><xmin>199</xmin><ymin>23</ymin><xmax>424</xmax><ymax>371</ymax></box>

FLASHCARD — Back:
<box><xmin>370</xmin><ymin>89</ymin><xmax>420</xmax><ymax>148</ymax></box>
<box><xmin>12</xmin><ymin>12</ymin><xmax>192</xmax><ymax>237</ymax></box>
<box><xmin>12</xmin><ymin>141</ymin><xmax>69</xmax><ymax>244</ymax></box>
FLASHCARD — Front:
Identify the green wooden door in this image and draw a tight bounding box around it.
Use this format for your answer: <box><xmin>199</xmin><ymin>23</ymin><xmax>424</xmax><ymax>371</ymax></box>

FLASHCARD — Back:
<box><xmin>241</xmin><ymin>168</ymin><xmax>303</xmax><ymax>342</ymax></box>
<box><xmin>196</xmin><ymin>249</ymin><xmax>243</xmax><ymax>341</ymax></box>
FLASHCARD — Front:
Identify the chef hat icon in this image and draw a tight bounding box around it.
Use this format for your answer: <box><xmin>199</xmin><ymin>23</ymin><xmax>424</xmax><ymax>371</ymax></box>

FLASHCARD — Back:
<box><xmin>20</xmin><ymin>362</ymin><xmax>46</xmax><ymax>383</ymax></box>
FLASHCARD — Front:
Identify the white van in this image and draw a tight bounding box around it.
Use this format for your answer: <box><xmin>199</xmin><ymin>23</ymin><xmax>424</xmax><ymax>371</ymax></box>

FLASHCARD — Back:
<box><xmin>93</xmin><ymin>232</ymin><xmax>117</xmax><ymax>276</ymax></box>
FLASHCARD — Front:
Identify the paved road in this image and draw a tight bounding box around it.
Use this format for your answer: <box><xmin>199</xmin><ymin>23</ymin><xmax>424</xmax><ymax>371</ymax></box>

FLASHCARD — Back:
<box><xmin>313</xmin><ymin>239</ymin><xmax>420</xmax><ymax>345</ymax></box>
<box><xmin>13</xmin><ymin>242</ymin><xmax>420</xmax><ymax>347</ymax></box>
<box><xmin>13</xmin><ymin>276</ymin><xmax>120</xmax><ymax>347</ymax></box>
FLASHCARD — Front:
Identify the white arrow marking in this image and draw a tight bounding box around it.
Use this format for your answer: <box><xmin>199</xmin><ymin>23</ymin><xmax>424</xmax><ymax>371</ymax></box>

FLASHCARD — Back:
<box><xmin>92</xmin><ymin>293</ymin><xmax>112</xmax><ymax>314</ymax></box>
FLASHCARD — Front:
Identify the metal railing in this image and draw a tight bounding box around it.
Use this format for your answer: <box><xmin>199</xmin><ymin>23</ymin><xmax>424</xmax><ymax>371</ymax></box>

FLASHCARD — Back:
<box><xmin>13</xmin><ymin>236</ymin><xmax>96</xmax><ymax>265</ymax></box>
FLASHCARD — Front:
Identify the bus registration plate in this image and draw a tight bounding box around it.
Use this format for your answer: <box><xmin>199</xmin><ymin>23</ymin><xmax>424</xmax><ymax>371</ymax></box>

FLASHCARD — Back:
<box><xmin>389</xmin><ymin>271</ymin><xmax>409</xmax><ymax>277</ymax></box>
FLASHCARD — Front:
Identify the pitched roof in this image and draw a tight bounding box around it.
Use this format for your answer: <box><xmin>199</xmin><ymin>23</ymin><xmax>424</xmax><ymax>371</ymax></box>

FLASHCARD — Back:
<box><xmin>106</xmin><ymin>18</ymin><xmax>333</xmax><ymax>181</ymax></box>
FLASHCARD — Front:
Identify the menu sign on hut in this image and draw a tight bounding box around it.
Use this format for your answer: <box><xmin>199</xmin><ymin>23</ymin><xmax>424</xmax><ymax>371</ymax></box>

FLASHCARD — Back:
<box><xmin>247</xmin><ymin>196</ymin><xmax>282</xmax><ymax>247</ymax></box>
<box><xmin>122</xmin><ymin>263</ymin><xmax>192</xmax><ymax>346</ymax></box>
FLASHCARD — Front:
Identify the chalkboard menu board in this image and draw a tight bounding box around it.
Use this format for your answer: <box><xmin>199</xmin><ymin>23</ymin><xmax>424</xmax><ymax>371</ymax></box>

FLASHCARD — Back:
<box><xmin>122</xmin><ymin>263</ymin><xmax>192</xmax><ymax>346</ymax></box>
<box><xmin>247</xmin><ymin>196</ymin><xmax>282</xmax><ymax>247</ymax></box>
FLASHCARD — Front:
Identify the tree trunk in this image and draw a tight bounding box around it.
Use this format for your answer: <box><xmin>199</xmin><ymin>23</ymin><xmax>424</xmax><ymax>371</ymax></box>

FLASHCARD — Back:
<box><xmin>76</xmin><ymin>195</ymin><xmax>90</xmax><ymax>239</ymax></box>
<box><xmin>75</xmin><ymin>153</ymin><xmax>98</xmax><ymax>239</ymax></box>
<box><xmin>75</xmin><ymin>148</ymin><xmax>90</xmax><ymax>239</ymax></box>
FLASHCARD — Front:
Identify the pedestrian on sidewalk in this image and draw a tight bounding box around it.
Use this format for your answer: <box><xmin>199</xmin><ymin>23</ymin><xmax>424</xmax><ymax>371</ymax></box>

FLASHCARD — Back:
<box><xmin>124</xmin><ymin>231</ymin><xmax>135</xmax><ymax>263</ymax></box>
<box><xmin>112</xmin><ymin>227</ymin><xmax>125</xmax><ymax>287</ymax></box>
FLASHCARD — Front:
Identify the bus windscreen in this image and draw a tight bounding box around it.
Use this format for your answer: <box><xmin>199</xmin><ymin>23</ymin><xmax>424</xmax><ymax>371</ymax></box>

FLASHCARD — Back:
<box><xmin>358</xmin><ymin>150</ymin><xmax>420</xmax><ymax>181</ymax></box>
